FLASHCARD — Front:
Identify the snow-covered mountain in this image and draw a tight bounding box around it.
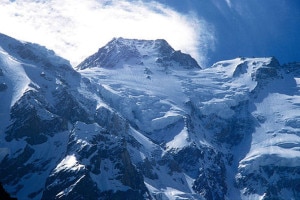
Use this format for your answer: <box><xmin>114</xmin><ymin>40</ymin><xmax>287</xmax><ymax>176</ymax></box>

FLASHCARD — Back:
<box><xmin>0</xmin><ymin>33</ymin><xmax>300</xmax><ymax>200</ymax></box>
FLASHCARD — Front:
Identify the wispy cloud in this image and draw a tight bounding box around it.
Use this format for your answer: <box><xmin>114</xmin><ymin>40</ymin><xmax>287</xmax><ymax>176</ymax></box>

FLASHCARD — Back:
<box><xmin>0</xmin><ymin>0</ymin><xmax>215</xmax><ymax>67</ymax></box>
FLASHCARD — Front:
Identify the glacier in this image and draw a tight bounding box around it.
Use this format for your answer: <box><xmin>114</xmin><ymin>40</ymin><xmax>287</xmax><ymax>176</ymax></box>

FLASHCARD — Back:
<box><xmin>0</xmin><ymin>33</ymin><xmax>300</xmax><ymax>200</ymax></box>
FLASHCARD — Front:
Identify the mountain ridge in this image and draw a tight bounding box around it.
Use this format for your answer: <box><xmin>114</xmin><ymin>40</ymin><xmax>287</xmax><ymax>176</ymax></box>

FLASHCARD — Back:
<box><xmin>77</xmin><ymin>37</ymin><xmax>200</xmax><ymax>70</ymax></box>
<box><xmin>0</xmin><ymin>33</ymin><xmax>300</xmax><ymax>200</ymax></box>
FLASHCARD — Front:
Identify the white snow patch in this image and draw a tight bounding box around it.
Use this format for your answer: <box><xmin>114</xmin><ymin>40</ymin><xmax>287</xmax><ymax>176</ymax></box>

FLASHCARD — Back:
<box><xmin>54</xmin><ymin>154</ymin><xmax>84</xmax><ymax>172</ymax></box>
<box><xmin>0</xmin><ymin>47</ymin><xmax>30</xmax><ymax>106</ymax></box>
<box><xmin>166</xmin><ymin>125</ymin><xmax>190</xmax><ymax>150</ymax></box>
<box><xmin>56</xmin><ymin>175</ymin><xmax>86</xmax><ymax>198</ymax></box>
<box><xmin>151</xmin><ymin>113</ymin><xmax>182</xmax><ymax>131</ymax></box>
<box><xmin>164</xmin><ymin>187</ymin><xmax>186</xmax><ymax>200</ymax></box>
<box><xmin>129</xmin><ymin>127</ymin><xmax>156</xmax><ymax>151</ymax></box>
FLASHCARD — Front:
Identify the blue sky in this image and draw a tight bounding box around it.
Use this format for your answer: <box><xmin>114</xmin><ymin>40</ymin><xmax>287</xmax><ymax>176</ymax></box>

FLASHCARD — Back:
<box><xmin>153</xmin><ymin>0</ymin><xmax>300</xmax><ymax>65</ymax></box>
<box><xmin>0</xmin><ymin>0</ymin><xmax>299</xmax><ymax>67</ymax></box>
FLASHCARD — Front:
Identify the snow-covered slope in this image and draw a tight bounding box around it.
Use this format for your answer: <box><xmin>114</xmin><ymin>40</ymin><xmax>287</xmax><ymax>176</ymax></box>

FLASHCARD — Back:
<box><xmin>77</xmin><ymin>38</ymin><xmax>300</xmax><ymax>199</ymax></box>
<box><xmin>0</xmin><ymin>34</ymin><xmax>300</xmax><ymax>200</ymax></box>
<box><xmin>0</xmin><ymin>33</ymin><xmax>95</xmax><ymax>199</ymax></box>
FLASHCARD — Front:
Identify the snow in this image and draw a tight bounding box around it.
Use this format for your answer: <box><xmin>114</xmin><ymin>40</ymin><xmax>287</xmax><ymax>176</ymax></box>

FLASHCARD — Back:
<box><xmin>54</xmin><ymin>154</ymin><xmax>85</xmax><ymax>172</ymax></box>
<box><xmin>240</xmin><ymin>90</ymin><xmax>300</xmax><ymax>168</ymax></box>
<box><xmin>56</xmin><ymin>175</ymin><xmax>86</xmax><ymax>198</ymax></box>
<box><xmin>166</xmin><ymin>125</ymin><xmax>189</xmax><ymax>150</ymax></box>
<box><xmin>145</xmin><ymin>177</ymin><xmax>203</xmax><ymax>200</ymax></box>
<box><xmin>129</xmin><ymin>127</ymin><xmax>156</xmax><ymax>151</ymax></box>
<box><xmin>200</xmin><ymin>100</ymin><xmax>235</xmax><ymax>119</ymax></box>
<box><xmin>1</xmin><ymin>33</ymin><xmax>300</xmax><ymax>200</ymax></box>
<box><xmin>91</xmin><ymin>159</ymin><xmax>130</xmax><ymax>192</ymax></box>
<box><xmin>72</xmin><ymin>121</ymin><xmax>103</xmax><ymax>142</ymax></box>
<box><xmin>0</xmin><ymin>138</ymin><xmax>27</xmax><ymax>162</ymax></box>
<box><xmin>143</xmin><ymin>161</ymin><xmax>199</xmax><ymax>199</ymax></box>
<box><xmin>151</xmin><ymin>113</ymin><xmax>183</xmax><ymax>131</ymax></box>
<box><xmin>0</xmin><ymin>47</ymin><xmax>30</xmax><ymax>106</ymax></box>
<box><xmin>164</xmin><ymin>187</ymin><xmax>188</xmax><ymax>200</ymax></box>
<box><xmin>243</xmin><ymin>193</ymin><xmax>266</xmax><ymax>200</ymax></box>
<box><xmin>1</xmin><ymin>131</ymin><xmax>69</xmax><ymax>200</ymax></box>
<box><xmin>80</xmin><ymin>62</ymin><xmax>188</xmax><ymax>134</ymax></box>
<box><xmin>232</xmin><ymin>62</ymin><xmax>300</xmax><ymax>199</ymax></box>
<box><xmin>0</xmin><ymin>37</ymin><xmax>75</xmax><ymax>135</ymax></box>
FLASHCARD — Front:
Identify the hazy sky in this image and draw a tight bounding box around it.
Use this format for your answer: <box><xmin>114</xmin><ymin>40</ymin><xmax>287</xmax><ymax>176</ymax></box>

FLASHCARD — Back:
<box><xmin>0</xmin><ymin>0</ymin><xmax>214</xmax><ymax>67</ymax></box>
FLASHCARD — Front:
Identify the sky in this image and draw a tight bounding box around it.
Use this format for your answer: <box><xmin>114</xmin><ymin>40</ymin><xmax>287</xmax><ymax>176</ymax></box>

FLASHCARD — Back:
<box><xmin>0</xmin><ymin>0</ymin><xmax>299</xmax><ymax>67</ymax></box>
<box><xmin>155</xmin><ymin>0</ymin><xmax>300</xmax><ymax>65</ymax></box>
<box><xmin>0</xmin><ymin>0</ymin><xmax>214</xmax><ymax>67</ymax></box>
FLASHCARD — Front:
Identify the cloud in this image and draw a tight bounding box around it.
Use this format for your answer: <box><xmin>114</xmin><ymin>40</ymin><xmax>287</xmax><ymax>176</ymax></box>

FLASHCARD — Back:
<box><xmin>225</xmin><ymin>0</ymin><xmax>232</xmax><ymax>7</ymax></box>
<box><xmin>0</xmin><ymin>0</ymin><xmax>215</xmax><ymax>67</ymax></box>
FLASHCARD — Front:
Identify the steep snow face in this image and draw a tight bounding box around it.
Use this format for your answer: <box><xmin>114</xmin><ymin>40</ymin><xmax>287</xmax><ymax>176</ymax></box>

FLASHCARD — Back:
<box><xmin>0</xmin><ymin>47</ymin><xmax>30</xmax><ymax>132</ymax></box>
<box><xmin>0</xmin><ymin>33</ymin><xmax>90</xmax><ymax>199</ymax></box>
<box><xmin>0</xmin><ymin>33</ymin><xmax>87</xmax><ymax>144</ymax></box>
<box><xmin>0</xmin><ymin>33</ymin><xmax>77</xmax><ymax>133</ymax></box>
<box><xmin>236</xmin><ymin>62</ymin><xmax>300</xmax><ymax>199</ymax></box>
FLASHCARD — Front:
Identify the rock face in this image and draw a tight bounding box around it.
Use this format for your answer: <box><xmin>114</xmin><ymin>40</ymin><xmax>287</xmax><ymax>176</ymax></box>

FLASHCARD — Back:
<box><xmin>0</xmin><ymin>33</ymin><xmax>300</xmax><ymax>200</ymax></box>
<box><xmin>77</xmin><ymin>37</ymin><xmax>200</xmax><ymax>70</ymax></box>
<box><xmin>0</xmin><ymin>182</ymin><xmax>17</xmax><ymax>200</ymax></box>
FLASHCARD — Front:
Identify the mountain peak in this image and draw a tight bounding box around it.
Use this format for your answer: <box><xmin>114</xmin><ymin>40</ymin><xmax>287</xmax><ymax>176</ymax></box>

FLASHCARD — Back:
<box><xmin>2</xmin><ymin>33</ymin><xmax>300</xmax><ymax>200</ymax></box>
<box><xmin>0</xmin><ymin>33</ymin><xmax>71</xmax><ymax>69</ymax></box>
<box><xmin>108</xmin><ymin>37</ymin><xmax>173</xmax><ymax>52</ymax></box>
<box><xmin>76</xmin><ymin>38</ymin><xmax>200</xmax><ymax>70</ymax></box>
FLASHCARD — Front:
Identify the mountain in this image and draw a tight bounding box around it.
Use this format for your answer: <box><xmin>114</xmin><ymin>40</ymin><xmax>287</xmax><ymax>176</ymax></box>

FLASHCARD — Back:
<box><xmin>0</xmin><ymin>33</ymin><xmax>300</xmax><ymax>200</ymax></box>
<box><xmin>77</xmin><ymin>38</ymin><xmax>200</xmax><ymax>70</ymax></box>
